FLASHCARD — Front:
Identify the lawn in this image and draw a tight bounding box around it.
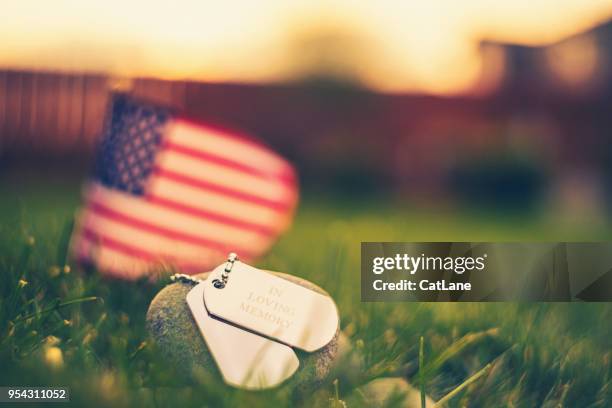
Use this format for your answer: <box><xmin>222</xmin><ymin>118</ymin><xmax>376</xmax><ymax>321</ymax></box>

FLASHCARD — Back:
<box><xmin>0</xmin><ymin>169</ymin><xmax>610</xmax><ymax>407</ymax></box>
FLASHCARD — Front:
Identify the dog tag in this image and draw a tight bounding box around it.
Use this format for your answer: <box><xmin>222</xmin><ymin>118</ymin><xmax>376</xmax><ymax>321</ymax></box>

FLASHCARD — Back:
<box><xmin>204</xmin><ymin>261</ymin><xmax>339</xmax><ymax>352</ymax></box>
<box><xmin>186</xmin><ymin>282</ymin><xmax>299</xmax><ymax>389</ymax></box>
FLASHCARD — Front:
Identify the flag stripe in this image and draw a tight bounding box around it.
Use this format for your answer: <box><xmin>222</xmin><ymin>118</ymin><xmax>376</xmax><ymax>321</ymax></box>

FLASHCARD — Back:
<box><xmin>87</xmin><ymin>197</ymin><xmax>271</xmax><ymax>243</ymax></box>
<box><xmin>80</xmin><ymin>212</ymin><xmax>259</xmax><ymax>259</ymax></box>
<box><xmin>148</xmin><ymin>178</ymin><xmax>293</xmax><ymax>228</ymax></box>
<box><xmin>151</xmin><ymin>167</ymin><xmax>295</xmax><ymax>211</ymax></box>
<box><xmin>86</xmin><ymin>183</ymin><xmax>279</xmax><ymax>236</ymax></box>
<box><xmin>86</xmin><ymin>201</ymin><xmax>266</xmax><ymax>255</ymax></box>
<box><xmin>169</xmin><ymin>119</ymin><xmax>294</xmax><ymax>176</ymax></box>
<box><xmin>175</xmin><ymin>117</ymin><xmax>271</xmax><ymax>151</ymax></box>
<box><xmin>80</xmin><ymin>225</ymin><xmax>232</xmax><ymax>265</ymax></box>
<box><xmin>76</xmin><ymin>236</ymin><xmax>214</xmax><ymax>277</ymax></box>
<box><xmin>155</xmin><ymin>150</ymin><xmax>293</xmax><ymax>202</ymax></box>
<box><xmin>163</xmin><ymin>141</ymin><xmax>295</xmax><ymax>185</ymax></box>
<box><xmin>75</xmin><ymin>239</ymin><xmax>151</xmax><ymax>279</ymax></box>
<box><xmin>144</xmin><ymin>195</ymin><xmax>281</xmax><ymax>235</ymax></box>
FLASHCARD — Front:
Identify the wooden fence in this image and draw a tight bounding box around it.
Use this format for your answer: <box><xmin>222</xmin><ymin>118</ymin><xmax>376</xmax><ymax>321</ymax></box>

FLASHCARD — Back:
<box><xmin>0</xmin><ymin>70</ymin><xmax>187</xmax><ymax>156</ymax></box>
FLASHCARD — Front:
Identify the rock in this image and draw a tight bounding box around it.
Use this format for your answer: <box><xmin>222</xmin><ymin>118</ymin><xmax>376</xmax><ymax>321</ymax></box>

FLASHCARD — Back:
<box><xmin>335</xmin><ymin>331</ymin><xmax>353</xmax><ymax>362</ymax></box>
<box><xmin>347</xmin><ymin>377</ymin><xmax>435</xmax><ymax>408</ymax></box>
<box><xmin>146</xmin><ymin>271</ymin><xmax>339</xmax><ymax>392</ymax></box>
<box><xmin>328</xmin><ymin>332</ymin><xmax>365</xmax><ymax>386</ymax></box>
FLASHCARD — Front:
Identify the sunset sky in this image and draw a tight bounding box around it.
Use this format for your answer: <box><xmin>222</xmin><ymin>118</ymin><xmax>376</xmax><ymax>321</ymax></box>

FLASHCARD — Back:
<box><xmin>1</xmin><ymin>0</ymin><xmax>611</xmax><ymax>94</ymax></box>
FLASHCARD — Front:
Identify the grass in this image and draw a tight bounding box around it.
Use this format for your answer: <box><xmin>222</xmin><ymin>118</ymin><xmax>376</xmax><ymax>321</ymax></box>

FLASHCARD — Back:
<box><xmin>0</xmin><ymin>170</ymin><xmax>611</xmax><ymax>407</ymax></box>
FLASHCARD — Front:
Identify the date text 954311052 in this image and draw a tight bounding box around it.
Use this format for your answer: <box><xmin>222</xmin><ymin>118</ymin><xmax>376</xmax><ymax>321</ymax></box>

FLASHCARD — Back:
<box><xmin>0</xmin><ymin>387</ymin><xmax>69</xmax><ymax>403</ymax></box>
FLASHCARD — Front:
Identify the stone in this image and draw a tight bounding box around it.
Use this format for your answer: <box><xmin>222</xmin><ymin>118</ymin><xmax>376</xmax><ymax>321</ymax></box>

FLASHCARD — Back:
<box><xmin>146</xmin><ymin>271</ymin><xmax>339</xmax><ymax>392</ymax></box>
<box><xmin>347</xmin><ymin>377</ymin><xmax>435</xmax><ymax>408</ymax></box>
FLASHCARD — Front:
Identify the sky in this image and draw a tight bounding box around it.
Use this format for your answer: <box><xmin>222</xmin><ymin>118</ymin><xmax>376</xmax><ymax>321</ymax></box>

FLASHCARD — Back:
<box><xmin>1</xmin><ymin>0</ymin><xmax>611</xmax><ymax>94</ymax></box>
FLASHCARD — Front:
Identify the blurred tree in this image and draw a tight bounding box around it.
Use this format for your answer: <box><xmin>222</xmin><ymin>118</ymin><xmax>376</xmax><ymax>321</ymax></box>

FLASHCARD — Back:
<box><xmin>448</xmin><ymin>149</ymin><xmax>548</xmax><ymax>213</ymax></box>
<box><xmin>283</xmin><ymin>21</ymin><xmax>377</xmax><ymax>88</ymax></box>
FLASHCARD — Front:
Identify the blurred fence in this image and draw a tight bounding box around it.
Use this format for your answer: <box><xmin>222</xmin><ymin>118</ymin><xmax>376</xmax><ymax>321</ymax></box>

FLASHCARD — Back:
<box><xmin>0</xmin><ymin>70</ymin><xmax>188</xmax><ymax>156</ymax></box>
<box><xmin>1</xmin><ymin>66</ymin><xmax>610</xmax><ymax>204</ymax></box>
<box><xmin>0</xmin><ymin>71</ymin><xmax>106</xmax><ymax>154</ymax></box>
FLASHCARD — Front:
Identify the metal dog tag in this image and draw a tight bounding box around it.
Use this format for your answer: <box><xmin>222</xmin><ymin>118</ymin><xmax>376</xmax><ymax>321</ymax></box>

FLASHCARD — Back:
<box><xmin>186</xmin><ymin>282</ymin><xmax>299</xmax><ymax>389</ymax></box>
<box><xmin>203</xmin><ymin>261</ymin><xmax>339</xmax><ymax>352</ymax></box>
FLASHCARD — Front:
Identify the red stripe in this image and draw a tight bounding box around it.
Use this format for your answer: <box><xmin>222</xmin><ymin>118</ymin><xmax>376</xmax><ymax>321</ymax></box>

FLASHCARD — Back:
<box><xmin>175</xmin><ymin>117</ymin><xmax>287</xmax><ymax>158</ymax></box>
<box><xmin>86</xmin><ymin>201</ymin><xmax>258</xmax><ymax>257</ymax></box>
<box><xmin>144</xmin><ymin>195</ymin><xmax>280</xmax><ymax>236</ymax></box>
<box><xmin>152</xmin><ymin>167</ymin><xmax>295</xmax><ymax>211</ymax></box>
<box><xmin>75</xmin><ymin>244</ymin><xmax>228</xmax><ymax>277</ymax></box>
<box><xmin>79</xmin><ymin>227</ymin><xmax>226</xmax><ymax>270</ymax></box>
<box><xmin>74</xmin><ymin>252</ymin><xmax>148</xmax><ymax>280</ymax></box>
<box><xmin>163</xmin><ymin>140</ymin><xmax>296</xmax><ymax>185</ymax></box>
<box><xmin>86</xmin><ymin>183</ymin><xmax>278</xmax><ymax>236</ymax></box>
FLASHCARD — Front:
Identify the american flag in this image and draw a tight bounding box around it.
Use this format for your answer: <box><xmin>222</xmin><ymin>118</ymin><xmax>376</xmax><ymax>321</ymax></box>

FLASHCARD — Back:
<box><xmin>71</xmin><ymin>94</ymin><xmax>298</xmax><ymax>279</ymax></box>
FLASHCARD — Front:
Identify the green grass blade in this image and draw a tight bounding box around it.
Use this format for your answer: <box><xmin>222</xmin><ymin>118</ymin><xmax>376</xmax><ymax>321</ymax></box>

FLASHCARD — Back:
<box><xmin>433</xmin><ymin>363</ymin><xmax>492</xmax><ymax>407</ymax></box>
<box><xmin>422</xmin><ymin>328</ymin><xmax>498</xmax><ymax>378</ymax></box>
<box><xmin>13</xmin><ymin>296</ymin><xmax>99</xmax><ymax>323</ymax></box>
<box><xmin>420</xmin><ymin>336</ymin><xmax>426</xmax><ymax>408</ymax></box>
<box><xmin>56</xmin><ymin>217</ymin><xmax>75</xmax><ymax>266</ymax></box>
